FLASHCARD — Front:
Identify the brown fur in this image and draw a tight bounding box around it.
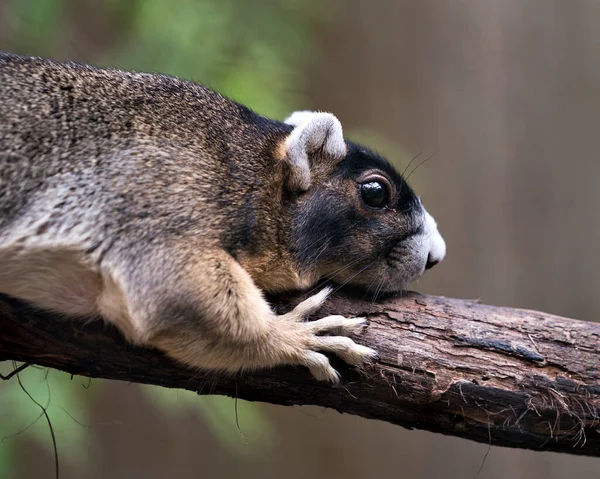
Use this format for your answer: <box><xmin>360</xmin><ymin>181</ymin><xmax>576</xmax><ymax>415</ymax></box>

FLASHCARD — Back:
<box><xmin>0</xmin><ymin>53</ymin><xmax>445</xmax><ymax>382</ymax></box>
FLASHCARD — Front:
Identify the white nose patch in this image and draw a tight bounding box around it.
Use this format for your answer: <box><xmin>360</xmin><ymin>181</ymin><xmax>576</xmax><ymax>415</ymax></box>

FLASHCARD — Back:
<box><xmin>423</xmin><ymin>210</ymin><xmax>446</xmax><ymax>266</ymax></box>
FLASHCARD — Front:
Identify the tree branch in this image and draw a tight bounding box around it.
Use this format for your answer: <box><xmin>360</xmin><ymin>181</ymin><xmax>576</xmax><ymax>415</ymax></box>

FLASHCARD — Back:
<box><xmin>1</xmin><ymin>292</ymin><xmax>599</xmax><ymax>456</ymax></box>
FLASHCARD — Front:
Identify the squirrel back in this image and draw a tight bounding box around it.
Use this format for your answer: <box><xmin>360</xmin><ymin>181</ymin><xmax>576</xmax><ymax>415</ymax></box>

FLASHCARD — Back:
<box><xmin>0</xmin><ymin>52</ymin><xmax>294</xmax><ymax>270</ymax></box>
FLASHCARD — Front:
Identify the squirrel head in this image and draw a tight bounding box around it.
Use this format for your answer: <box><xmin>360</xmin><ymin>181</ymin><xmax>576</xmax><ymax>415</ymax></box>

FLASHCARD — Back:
<box><xmin>280</xmin><ymin>110</ymin><xmax>446</xmax><ymax>294</ymax></box>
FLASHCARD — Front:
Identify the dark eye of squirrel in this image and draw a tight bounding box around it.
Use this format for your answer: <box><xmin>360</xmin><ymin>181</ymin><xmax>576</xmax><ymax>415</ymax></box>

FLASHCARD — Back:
<box><xmin>360</xmin><ymin>181</ymin><xmax>389</xmax><ymax>209</ymax></box>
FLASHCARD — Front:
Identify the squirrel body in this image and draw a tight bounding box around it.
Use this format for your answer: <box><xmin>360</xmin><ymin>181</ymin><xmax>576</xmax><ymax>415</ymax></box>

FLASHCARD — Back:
<box><xmin>0</xmin><ymin>53</ymin><xmax>445</xmax><ymax>382</ymax></box>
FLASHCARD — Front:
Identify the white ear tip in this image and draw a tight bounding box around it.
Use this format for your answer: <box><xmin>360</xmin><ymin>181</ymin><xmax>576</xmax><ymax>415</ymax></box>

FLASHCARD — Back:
<box><xmin>310</xmin><ymin>113</ymin><xmax>346</xmax><ymax>159</ymax></box>
<box><xmin>284</xmin><ymin>110</ymin><xmax>318</xmax><ymax>127</ymax></box>
<box><xmin>283</xmin><ymin>110</ymin><xmax>347</xmax><ymax>191</ymax></box>
<box><xmin>287</xmin><ymin>113</ymin><xmax>346</xmax><ymax>158</ymax></box>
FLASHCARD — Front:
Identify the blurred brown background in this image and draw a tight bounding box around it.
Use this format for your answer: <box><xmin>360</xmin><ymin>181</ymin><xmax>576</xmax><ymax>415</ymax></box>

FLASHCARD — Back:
<box><xmin>1</xmin><ymin>0</ymin><xmax>599</xmax><ymax>478</ymax></box>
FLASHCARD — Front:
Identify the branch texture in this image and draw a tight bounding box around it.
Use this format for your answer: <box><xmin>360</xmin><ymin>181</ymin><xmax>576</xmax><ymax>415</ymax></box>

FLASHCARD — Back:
<box><xmin>1</xmin><ymin>292</ymin><xmax>599</xmax><ymax>456</ymax></box>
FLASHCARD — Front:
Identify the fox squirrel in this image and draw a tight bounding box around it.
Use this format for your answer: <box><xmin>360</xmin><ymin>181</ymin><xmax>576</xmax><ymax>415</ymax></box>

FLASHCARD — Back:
<box><xmin>0</xmin><ymin>53</ymin><xmax>445</xmax><ymax>383</ymax></box>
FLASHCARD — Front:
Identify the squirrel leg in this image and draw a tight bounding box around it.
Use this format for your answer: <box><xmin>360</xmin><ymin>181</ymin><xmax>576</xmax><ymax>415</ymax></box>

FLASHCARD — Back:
<box><xmin>100</xmin><ymin>247</ymin><xmax>377</xmax><ymax>383</ymax></box>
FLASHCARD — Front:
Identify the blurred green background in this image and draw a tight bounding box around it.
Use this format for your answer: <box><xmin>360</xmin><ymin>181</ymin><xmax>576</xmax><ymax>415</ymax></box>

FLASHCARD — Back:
<box><xmin>1</xmin><ymin>0</ymin><xmax>600</xmax><ymax>478</ymax></box>
<box><xmin>1</xmin><ymin>0</ymin><xmax>323</xmax><ymax>476</ymax></box>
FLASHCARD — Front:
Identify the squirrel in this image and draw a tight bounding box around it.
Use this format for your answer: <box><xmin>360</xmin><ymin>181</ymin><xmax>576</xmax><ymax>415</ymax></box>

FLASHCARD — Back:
<box><xmin>0</xmin><ymin>52</ymin><xmax>446</xmax><ymax>383</ymax></box>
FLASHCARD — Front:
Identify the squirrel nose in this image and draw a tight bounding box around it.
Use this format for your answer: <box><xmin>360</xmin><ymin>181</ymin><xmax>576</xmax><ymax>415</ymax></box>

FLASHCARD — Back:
<box><xmin>422</xmin><ymin>209</ymin><xmax>446</xmax><ymax>271</ymax></box>
<box><xmin>425</xmin><ymin>254</ymin><xmax>440</xmax><ymax>270</ymax></box>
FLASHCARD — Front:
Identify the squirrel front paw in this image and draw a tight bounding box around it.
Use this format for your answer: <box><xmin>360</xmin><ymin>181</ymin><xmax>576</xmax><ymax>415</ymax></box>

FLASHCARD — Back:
<box><xmin>280</xmin><ymin>287</ymin><xmax>379</xmax><ymax>383</ymax></box>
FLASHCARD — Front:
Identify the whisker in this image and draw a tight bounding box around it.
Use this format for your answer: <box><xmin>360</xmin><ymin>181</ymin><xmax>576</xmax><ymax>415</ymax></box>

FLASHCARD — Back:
<box><xmin>401</xmin><ymin>145</ymin><xmax>423</xmax><ymax>177</ymax></box>
<box><xmin>406</xmin><ymin>152</ymin><xmax>436</xmax><ymax>182</ymax></box>
<box><xmin>330</xmin><ymin>261</ymin><xmax>376</xmax><ymax>295</ymax></box>
<box><xmin>303</xmin><ymin>255</ymin><xmax>367</xmax><ymax>297</ymax></box>
<box><xmin>308</xmin><ymin>241</ymin><xmax>331</xmax><ymax>265</ymax></box>
<box><xmin>365</xmin><ymin>270</ymin><xmax>382</xmax><ymax>295</ymax></box>
<box><xmin>301</xmin><ymin>219</ymin><xmax>363</xmax><ymax>266</ymax></box>
<box><xmin>321</xmin><ymin>255</ymin><xmax>366</xmax><ymax>280</ymax></box>
<box><xmin>371</xmin><ymin>274</ymin><xmax>387</xmax><ymax>303</ymax></box>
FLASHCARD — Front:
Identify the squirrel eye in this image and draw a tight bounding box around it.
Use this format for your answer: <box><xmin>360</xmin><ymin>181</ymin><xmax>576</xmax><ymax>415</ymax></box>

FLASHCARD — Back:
<box><xmin>360</xmin><ymin>181</ymin><xmax>389</xmax><ymax>209</ymax></box>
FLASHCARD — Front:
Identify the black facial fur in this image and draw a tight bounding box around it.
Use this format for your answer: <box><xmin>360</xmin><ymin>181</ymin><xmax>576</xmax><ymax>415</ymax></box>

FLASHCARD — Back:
<box><xmin>292</xmin><ymin>141</ymin><xmax>423</xmax><ymax>280</ymax></box>
<box><xmin>342</xmin><ymin>142</ymin><xmax>421</xmax><ymax>214</ymax></box>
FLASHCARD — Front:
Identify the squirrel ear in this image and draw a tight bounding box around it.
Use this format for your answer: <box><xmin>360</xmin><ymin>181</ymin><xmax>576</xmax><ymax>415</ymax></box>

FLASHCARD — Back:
<box><xmin>284</xmin><ymin>110</ymin><xmax>323</xmax><ymax>127</ymax></box>
<box><xmin>282</xmin><ymin>111</ymin><xmax>347</xmax><ymax>191</ymax></box>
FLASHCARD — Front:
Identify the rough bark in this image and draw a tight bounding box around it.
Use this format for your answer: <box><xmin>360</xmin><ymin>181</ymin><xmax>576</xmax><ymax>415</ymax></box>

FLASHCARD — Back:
<box><xmin>1</xmin><ymin>291</ymin><xmax>599</xmax><ymax>456</ymax></box>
